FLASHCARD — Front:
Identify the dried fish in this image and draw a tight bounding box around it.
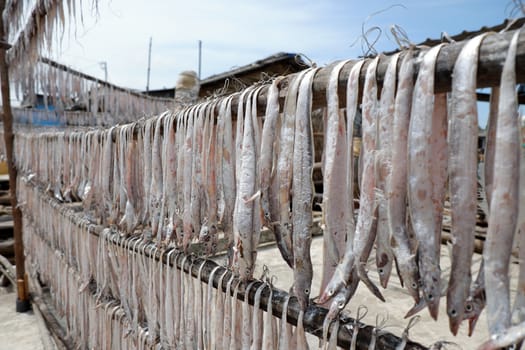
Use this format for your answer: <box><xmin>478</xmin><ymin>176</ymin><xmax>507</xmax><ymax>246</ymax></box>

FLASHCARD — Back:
<box><xmin>242</xmin><ymin>281</ymin><xmax>257</xmax><ymax>349</ymax></box>
<box><xmin>222</xmin><ymin>273</ymin><xmax>236</xmax><ymax>350</ymax></box>
<box><xmin>262</xmin><ymin>280</ymin><xmax>277</xmax><ymax>350</ymax></box>
<box><xmin>219</xmin><ymin>96</ymin><xmax>237</xmax><ymax>261</ymax></box>
<box><xmin>484</xmin><ymin>29</ymin><xmax>521</xmax><ymax>336</ymax></box>
<box><xmin>386</xmin><ymin>50</ymin><xmax>420</xmax><ymax>304</ymax></box>
<box><xmin>321</xmin><ymin>59</ymin><xmax>352</xmax><ymax>294</ymax></box>
<box><xmin>352</xmin><ymin>55</ymin><xmax>385</xmax><ymax>301</ymax></box>
<box><xmin>292</xmin><ymin>67</ymin><xmax>319</xmax><ymax>310</ymax></box>
<box><xmin>407</xmin><ymin>44</ymin><xmax>445</xmax><ymax>320</ymax></box>
<box><xmin>251</xmin><ymin>282</ymin><xmax>266</xmax><ymax>350</ymax></box>
<box><xmin>318</xmin><ymin>60</ymin><xmax>366</xmax><ymax>304</ymax></box>
<box><xmin>278</xmin><ymin>294</ymin><xmax>293</xmax><ymax>350</ymax></box>
<box><xmin>375</xmin><ymin>53</ymin><xmax>401</xmax><ymax>289</ymax></box>
<box><xmin>447</xmin><ymin>33</ymin><xmax>489</xmax><ymax>335</ymax></box>
<box><xmin>150</xmin><ymin>114</ymin><xmax>166</xmax><ymax>240</ymax></box>
<box><xmin>260</xmin><ymin>77</ymin><xmax>283</xmax><ymax>232</ymax></box>
<box><xmin>233</xmin><ymin>87</ymin><xmax>259</xmax><ymax>280</ymax></box>
<box><xmin>183</xmin><ymin>106</ymin><xmax>197</xmax><ymax>250</ymax></box>
<box><xmin>277</xmin><ymin>70</ymin><xmax>310</xmax><ymax>267</ymax></box>
<box><xmin>214</xmin><ymin>269</ymin><xmax>230</xmax><ymax>350</ymax></box>
<box><xmin>230</xmin><ymin>279</ymin><xmax>243</xmax><ymax>350</ymax></box>
<box><xmin>463</xmin><ymin>260</ymin><xmax>485</xmax><ymax>337</ymax></box>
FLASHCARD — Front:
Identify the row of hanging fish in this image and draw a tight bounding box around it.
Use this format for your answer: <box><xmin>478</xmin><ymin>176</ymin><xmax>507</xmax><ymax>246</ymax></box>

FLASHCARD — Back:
<box><xmin>18</xmin><ymin>177</ymin><xmax>319</xmax><ymax>350</ymax></box>
<box><xmin>6</xmin><ymin>30</ymin><xmax>524</xmax><ymax>348</ymax></box>
<box><xmin>8</xmin><ymin>58</ymin><xmax>173</xmax><ymax>126</ymax></box>
<box><xmin>317</xmin><ymin>30</ymin><xmax>525</xmax><ymax>349</ymax></box>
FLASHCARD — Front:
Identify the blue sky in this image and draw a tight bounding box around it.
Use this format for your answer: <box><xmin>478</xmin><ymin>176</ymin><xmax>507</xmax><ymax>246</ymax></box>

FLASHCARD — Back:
<box><xmin>54</xmin><ymin>0</ymin><xmax>518</xmax><ymax>126</ymax></box>
<box><xmin>58</xmin><ymin>0</ymin><xmax>513</xmax><ymax>87</ymax></box>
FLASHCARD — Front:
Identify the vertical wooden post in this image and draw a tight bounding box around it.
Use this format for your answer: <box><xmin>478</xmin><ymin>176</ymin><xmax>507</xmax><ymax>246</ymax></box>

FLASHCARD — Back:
<box><xmin>0</xmin><ymin>0</ymin><xmax>30</xmax><ymax>312</ymax></box>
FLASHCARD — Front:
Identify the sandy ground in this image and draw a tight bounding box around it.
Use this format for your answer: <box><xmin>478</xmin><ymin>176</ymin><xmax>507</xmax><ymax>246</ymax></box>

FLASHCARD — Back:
<box><xmin>251</xmin><ymin>235</ymin><xmax>515</xmax><ymax>349</ymax></box>
<box><xmin>0</xmin><ymin>287</ymin><xmax>47</xmax><ymax>350</ymax></box>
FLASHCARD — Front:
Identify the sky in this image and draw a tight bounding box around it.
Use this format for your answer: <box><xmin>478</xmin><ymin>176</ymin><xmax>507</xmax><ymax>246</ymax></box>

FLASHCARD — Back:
<box><xmin>40</xmin><ymin>0</ymin><xmax>525</xmax><ymax>125</ymax></box>
<box><xmin>55</xmin><ymin>0</ymin><xmax>515</xmax><ymax>88</ymax></box>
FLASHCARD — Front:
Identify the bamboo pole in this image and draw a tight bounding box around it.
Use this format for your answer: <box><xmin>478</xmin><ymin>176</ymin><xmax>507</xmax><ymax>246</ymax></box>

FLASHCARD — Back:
<box><xmin>0</xmin><ymin>0</ymin><xmax>30</xmax><ymax>312</ymax></box>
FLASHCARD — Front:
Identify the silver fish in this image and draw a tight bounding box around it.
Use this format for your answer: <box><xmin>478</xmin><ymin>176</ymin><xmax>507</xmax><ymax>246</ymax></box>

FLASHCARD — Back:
<box><xmin>407</xmin><ymin>44</ymin><xmax>445</xmax><ymax>320</ymax></box>
<box><xmin>233</xmin><ymin>88</ymin><xmax>259</xmax><ymax>281</ymax></box>
<box><xmin>484</xmin><ymin>29</ymin><xmax>520</xmax><ymax>336</ymax></box>
<box><xmin>260</xmin><ymin>77</ymin><xmax>294</xmax><ymax>267</ymax></box>
<box><xmin>447</xmin><ymin>33</ymin><xmax>488</xmax><ymax>335</ymax></box>
<box><xmin>352</xmin><ymin>56</ymin><xmax>384</xmax><ymax>301</ymax></box>
<box><xmin>292</xmin><ymin>67</ymin><xmax>318</xmax><ymax>310</ymax></box>
<box><xmin>375</xmin><ymin>53</ymin><xmax>400</xmax><ymax>289</ymax></box>
<box><xmin>386</xmin><ymin>50</ymin><xmax>420</xmax><ymax>304</ymax></box>
<box><xmin>318</xmin><ymin>60</ymin><xmax>366</xmax><ymax>304</ymax></box>
<box><xmin>277</xmin><ymin>70</ymin><xmax>310</xmax><ymax>268</ymax></box>
<box><xmin>321</xmin><ymin>59</ymin><xmax>352</xmax><ymax>294</ymax></box>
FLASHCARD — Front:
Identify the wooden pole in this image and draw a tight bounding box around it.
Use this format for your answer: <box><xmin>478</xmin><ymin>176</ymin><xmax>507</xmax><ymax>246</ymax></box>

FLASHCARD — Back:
<box><xmin>0</xmin><ymin>0</ymin><xmax>30</xmax><ymax>312</ymax></box>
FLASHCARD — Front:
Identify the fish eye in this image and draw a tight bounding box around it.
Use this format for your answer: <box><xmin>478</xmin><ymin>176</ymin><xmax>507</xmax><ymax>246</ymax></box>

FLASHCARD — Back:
<box><xmin>410</xmin><ymin>282</ymin><xmax>417</xmax><ymax>289</ymax></box>
<box><xmin>338</xmin><ymin>302</ymin><xmax>345</xmax><ymax>309</ymax></box>
<box><xmin>465</xmin><ymin>303</ymin><xmax>473</xmax><ymax>312</ymax></box>
<box><xmin>378</xmin><ymin>268</ymin><xmax>384</xmax><ymax>275</ymax></box>
<box><xmin>450</xmin><ymin>309</ymin><xmax>457</xmax><ymax>317</ymax></box>
<box><xmin>304</xmin><ymin>288</ymin><xmax>310</xmax><ymax>295</ymax></box>
<box><xmin>265</xmin><ymin>212</ymin><xmax>271</xmax><ymax>219</ymax></box>
<box><xmin>328</xmin><ymin>289</ymin><xmax>334</xmax><ymax>296</ymax></box>
<box><xmin>428</xmin><ymin>293</ymin><xmax>434</xmax><ymax>301</ymax></box>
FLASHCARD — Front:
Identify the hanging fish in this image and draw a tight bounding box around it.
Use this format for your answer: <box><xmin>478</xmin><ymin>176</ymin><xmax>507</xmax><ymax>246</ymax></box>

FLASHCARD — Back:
<box><xmin>320</xmin><ymin>59</ymin><xmax>352</xmax><ymax>294</ymax></box>
<box><xmin>484</xmin><ymin>28</ymin><xmax>521</xmax><ymax>336</ymax></box>
<box><xmin>386</xmin><ymin>50</ymin><xmax>420</xmax><ymax>304</ymax></box>
<box><xmin>447</xmin><ymin>33</ymin><xmax>489</xmax><ymax>335</ymax></box>
<box><xmin>407</xmin><ymin>44</ymin><xmax>445</xmax><ymax>320</ymax></box>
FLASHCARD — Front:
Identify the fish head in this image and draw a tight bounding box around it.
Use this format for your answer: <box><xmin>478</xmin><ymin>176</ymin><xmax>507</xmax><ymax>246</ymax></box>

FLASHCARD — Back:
<box><xmin>376</xmin><ymin>252</ymin><xmax>393</xmax><ymax>289</ymax></box>
<box><xmin>463</xmin><ymin>296</ymin><xmax>484</xmax><ymax>336</ymax></box>
<box><xmin>397</xmin><ymin>256</ymin><xmax>421</xmax><ymax>304</ymax></box>
<box><xmin>326</xmin><ymin>291</ymin><xmax>347</xmax><ymax>322</ymax></box>
<box><xmin>317</xmin><ymin>287</ymin><xmax>335</xmax><ymax>305</ymax></box>
<box><xmin>293</xmin><ymin>264</ymin><xmax>313</xmax><ymax>311</ymax></box>
<box><xmin>447</xmin><ymin>304</ymin><xmax>463</xmax><ymax>336</ymax></box>
<box><xmin>422</xmin><ymin>272</ymin><xmax>440</xmax><ymax>320</ymax></box>
<box><xmin>447</xmin><ymin>288</ymin><xmax>464</xmax><ymax>335</ymax></box>
<box><xmin>294</xmin><ymin>279</ymin><xmax>312</xmax><ymax>311</ymax></box>
<box><xmin>317</xmin><ymin>273</ymin><xmax>344</xmax><ymax>304</ymax></box>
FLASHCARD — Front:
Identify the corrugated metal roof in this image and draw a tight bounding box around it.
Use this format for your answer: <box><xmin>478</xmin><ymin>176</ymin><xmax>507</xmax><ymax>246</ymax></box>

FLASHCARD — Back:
<box><xmin>144</xmin><ymin>52</ymin><xmax>309</xmax><ymax>99</ymax></box>
<box><xmin>416</xmin><ymin>17</ymin><xmax>525</xmax><ymax>47</ymax></box>
<box><xmin>199</xmin><ymin>52</ymin><xmax>308</xmax><ymax>85</ymax></box>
